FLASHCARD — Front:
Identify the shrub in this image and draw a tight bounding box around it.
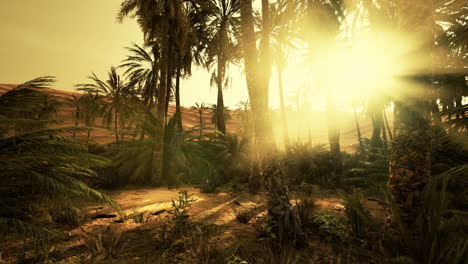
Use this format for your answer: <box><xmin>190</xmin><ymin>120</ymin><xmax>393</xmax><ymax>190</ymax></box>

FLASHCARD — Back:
<box><xmin>310</xmin><ymin>213</ymin><xmax>346</xmax><ymax>241</ymax></box>
<box><xmin>294</xmin><ymin>197</ymin><xmax>316</xmax><ymax>227</ymax></box>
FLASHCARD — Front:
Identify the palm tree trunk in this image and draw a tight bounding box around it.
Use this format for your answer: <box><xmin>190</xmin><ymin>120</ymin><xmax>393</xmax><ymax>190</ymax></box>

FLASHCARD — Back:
<box><xmin>240</xmin><ymin>0</ymin><xmax>272</xmax><ymax>149</ymax></box>
<box><xmin>353</xmin><ymin>106</ymin><xmax>364</xmax><ymax>153</ymax></box>
<box><xmin>216</xmin><ymin>55</ymin><xmax>227</xmax><ymax>135</ymax></box>
<box><xmin>371</xmin><ymin>112</ymin><xmax>383</xmax><ymax>148</ymax></box>
<box><xmin>120</xmin><ymin>118</ymin><xmax>125</xmax><ymax>141</ymax></box>
<box><xmin>389</xmin><ymin>100</ymin><xmax>431</xmax><ymax>228</ymax></box>
<box><xmin>199</xmin><ymin>114</ymin><xmax>203</xmax><ymax>139</ymax></box>
<box><xmin>73</xmin><ymin>120</ymin><xmax>78</xmax><ymax>139</ymax></box>
<box><xmin>388</xmin><ymin>0</ymin><xmax>433</xmax><ymax>229</ymax></box>
<box><xmin>327</xmin><ymin>90</ymin><xmax>343</xmax><ymax>183</ymax></box>
<box><xmin>114</xmin><ymin>108</ymin><xmax>119</xmax><ymax>142</ymax></box>
<box><xmin>240</xmin><ymin>0</ymin><xmax>302</xmax><ymax>243</ymax></box>
<box><xmin>153</xmin><ymin>3</ymin><xmax>170</xmax><ymax>186</ymax></box>
<box><xmin>278</xmin><ymin>67</ymin><xmax>289</xmax><ymax>148</ymax></box>
<box><xmin>87</xmin><ymin>128</ymin><xmax>91</xmax><ymax>143</ymax></box>
<box><xmin>175</xmin><ymin>67</ymin><xmax>183</xmax><ymax>130</ymax></box>
<box><xmin>383</xmin><ymin>109</ymin><xmax>393</xmax><ymax>140</ymax></box>
<box><xmin>381</xmin><ymin>112</ymin><xmax>388</xmax><ymax>148</ymax></box>
<box><xmin>165</xmin><ymin>41</ymin><xmax>174</xmax><ymax>116</ymax></box>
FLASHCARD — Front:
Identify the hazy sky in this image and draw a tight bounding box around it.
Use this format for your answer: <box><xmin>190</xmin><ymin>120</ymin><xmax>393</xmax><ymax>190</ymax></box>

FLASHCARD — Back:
<box><xmin>0</xmin><ymin>0</ymin><xmax>257</xmax><ymax>107</ymax></box>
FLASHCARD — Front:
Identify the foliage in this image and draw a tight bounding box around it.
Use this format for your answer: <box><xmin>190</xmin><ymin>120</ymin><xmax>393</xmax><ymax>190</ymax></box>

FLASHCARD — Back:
<box><xmin>294</xmin><ymin>197</ymin><xmax>316</xmax><ymax>227</ymax></box>
<box><xmin>49</xmin><ymin>206</ymin><xmax>85</xmax><ymax>228</ymax></box>
<box><xmin>258</xmin><ymin>216</ymin><xmax>279</xmax><ymax>241</ymax></box>
<box><xmin>226</xmin><ymin>255</ymin><xmax>248</xmax><ymax>264</ymax></box>
<box><xmin>381</xmin><ymin>169</ymin><xmax>468</xmax><ymax>264</ymax></box>
<box><xmin>0</xmin><ymin>77</ymin><xmax>121</xmax><ymax>253</ymax></box>
<box><xmin>168</xmin><ymin>191</ymin><xmax>197</xmax><ymax>232</ymax></box>
<box><xmin>343</xmin><ymin>170</ymin><xmax>468</xmax><ymax>264</ymax></box>
<box><xmin>340</xmin><ymin>194</ymin><xmax>372</xmax><ymax>235</ymax></box>
<box><xmin>310</xmin><ymin>213</ymin><xmax>346</xmax><ymax>241</ymax></box>
<box><xmin>284</xmin><ymin>143</ymin><xmax>335</xmax><ymax>186</ymax></box>
<box><xmin>82</xmin><ymin>227</ymin><xmax>126</xmax><ymax>259</ymax></box>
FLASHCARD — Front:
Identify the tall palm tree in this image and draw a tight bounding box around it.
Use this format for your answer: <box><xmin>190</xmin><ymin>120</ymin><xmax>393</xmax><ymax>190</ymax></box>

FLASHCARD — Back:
<box><xmin>205</xmin><ymin>0</ymin><xmax>241</xmax><ymax>135</ymax></box>
<box><xmin>363</xmin><ymin>0</ymin><xmax>451</xmax><ymax>228</ymax></box>
<box><xmin>297</xmin><ymin>0</ymin><xmax>346</xmax><ymax>182</ymax></box>
<box><xmin>270</xmin><ymin>0</ymin><xmax>298</xmax><ymax>148</ymax></box>
<box><xmin>118</xmin><ymin>0</ymin><xmax>210</xmax><ymax>184</ymax></box>
<box><xmin>77</xmin><ymin>67</ymin><xmax>130</xmax><ymax>142</ymax></box>
<box><xmin>191</xmin><ymin>102</ymin><xmax>208</xmax><ymax>138</ymax></box>
<box><xmin>208</xmin><ymin>104</ymin><xmax>232</xmax><ymax>132</ymax></box>
<box><xmin>240</xmin><ymin>0</ymin><xmax>303</xmax><ymax>244</ymax></box>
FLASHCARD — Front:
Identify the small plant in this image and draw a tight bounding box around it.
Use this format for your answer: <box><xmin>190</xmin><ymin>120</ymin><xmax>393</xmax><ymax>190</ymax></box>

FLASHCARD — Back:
<box><xmin>184</xmin><ymin>224</ymin><xmax>223</xmax><ymax>264</ymax></box>
<box><xmin>226</xmin><ymin>255</ymin><xmax>248</xmax><ymax>264</ymax></box>
<box><xmin>311</xmin><ymin>213</ymin><xmax>346</xmax><ymax>241</ymax></box>
<box><xmin>340</xmin><ymin>193</ymin><xmax>372</xmax><ymax>235</ymax></box>
<box><xmin>294</xmin><ymin>197</ymin><xmax>315</xmax><ymax>227</ymax></box>
<box><xmin>82</xmin><ymin>227</ymin><xmax>126</xmax><ymax>258</ymax></box>
<box><xmin>258</xmin><ymin>216</ymin><xmax>278</xmax><ymax>240</ymax></box>
<box><xmin>168</xmin><ymin>191</ymin><xmax>197</xmax><ymax>231</ymax></box>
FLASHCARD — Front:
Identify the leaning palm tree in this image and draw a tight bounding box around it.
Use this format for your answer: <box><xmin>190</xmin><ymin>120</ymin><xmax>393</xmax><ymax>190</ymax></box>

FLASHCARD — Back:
<box><xmin>191</xmin><ymin>102</ymin><xmax>208</xmax><ymax>138</ymax></box>
<box><xmin>205</xmin><ymin>0</ymin><xmax>241</xmax><ymax>135</ymax></box>
<box><xmin>77</xmin><ymin>67</ymin><xmax>130</xmax><ymax>142</ymax></box>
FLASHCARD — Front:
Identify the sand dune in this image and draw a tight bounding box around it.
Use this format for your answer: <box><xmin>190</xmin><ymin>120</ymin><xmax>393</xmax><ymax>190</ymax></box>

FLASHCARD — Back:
<box><xmin>0</xmin><ymin>84</ymin><xmax>388</xmax><ymax>152</ymax></box>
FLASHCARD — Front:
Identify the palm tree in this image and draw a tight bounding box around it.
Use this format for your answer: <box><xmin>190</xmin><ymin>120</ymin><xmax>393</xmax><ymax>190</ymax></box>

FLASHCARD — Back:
<box><xmin>240</xmin><ymin>0</ymin><xmax>303</xmax><ymax>243</ymax></box>
<box><xmin>352</xmin><ymin>100</ymin><xmax>365</xmax><ymax>154</ymax></box>
<box><xmin>363</xmin><ymin>0</ymin><xmax>455</xmax><ymax>228</ymax></box>
<box><xmin>80</xmin><ymin>93</ymin><xmax>103</xmax><ymax>141</ymax></box>
<box><xmin>120</xmin><ymin>43</ymin><xmax>159</xmax><ymax>106</ymax></box>
<box><xmin>205</xmin><ymin>0</ymin><xmax>241</xmax><ymax>135</ymax></box>
<box><xmin>208</xmin><ymin>104</ymin><xmax>232</xmax><ymax>132</ymax></box>
<box><xmin>239</xmin><ymin>0</ymin><xmax>273</xmax><ymax>149</ymax></box>
<box><xmin>66</xmin><ymin>94</ymin><xmax>82</xmax><ymax>139</ymax></box>
<box><xmin>77</xmin><ymin>67</ymin><xmax>130</xmax><ymax>142</ymax></box>
<box><xmin>118</xmin><ymin>0</ymin><xmax>210</xmax><ymax>184</ymax></box>
<box><xmin>270</xmin><ymin>0</ymin><xmax>298</xmax><ymax>148</ymax></box>
<box><xmin>236</xmin><ymin>100</ymin><xmax>252</xmax><ymax>137</ymax></box>
<box><xmin>191</xmin><ymin>102</ymin><xmax>208</xmax><ymax>138</ymax></box>
<box><xmin>297</xmin><ymin>0</ymin><xmax>346</xmax><ymax>183</ymax></box>
<box><xmin>0</xmin><ymin>77</ymin><xmax>121</xmax><ymax>247</ymax></box>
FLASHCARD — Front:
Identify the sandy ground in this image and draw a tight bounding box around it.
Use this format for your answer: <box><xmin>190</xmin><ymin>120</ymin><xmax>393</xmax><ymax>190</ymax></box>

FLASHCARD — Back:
<box><xmin>0</xmin><ymin>185</ymin><xmax>388</xmax><ymax>263</ymax></box>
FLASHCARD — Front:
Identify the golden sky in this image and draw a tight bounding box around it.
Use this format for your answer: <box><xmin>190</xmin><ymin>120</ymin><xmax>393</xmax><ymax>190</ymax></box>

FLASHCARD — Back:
<box><xmin>0</xmin><ymin>0</ymin><xmax>257</xmax><ymax>108</ymax></box>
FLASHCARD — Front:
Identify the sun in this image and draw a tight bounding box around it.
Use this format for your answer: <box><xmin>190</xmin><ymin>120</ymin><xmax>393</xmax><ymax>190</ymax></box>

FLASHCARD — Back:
<box><xmin>278</xmin><ymin>33</ymin><xmax>421</xmax><ymax>108</ymax></box>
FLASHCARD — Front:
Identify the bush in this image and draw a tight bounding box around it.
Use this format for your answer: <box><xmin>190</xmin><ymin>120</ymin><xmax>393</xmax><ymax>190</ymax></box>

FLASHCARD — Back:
<box><xmin>294</xmin><ymin>197</ymin><xmax>316</xmax><ymax>227</ymax></box>
<box><xmin>310</xmin><ymin>213</ymin><xmax>346</xmax><ymax>241</ymax></box>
